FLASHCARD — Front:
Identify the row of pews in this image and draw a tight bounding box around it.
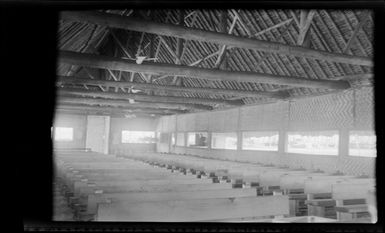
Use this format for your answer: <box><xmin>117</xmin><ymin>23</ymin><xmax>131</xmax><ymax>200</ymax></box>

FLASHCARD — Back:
<box><xmin>121</xmin><ymin>152</ymin><xmax>377</xmax><ymax>223</ymax></box>
<box><xmin>54</xmin><ymin>150</ymin><xmax>376</xmax><ymax>222</ymax></box>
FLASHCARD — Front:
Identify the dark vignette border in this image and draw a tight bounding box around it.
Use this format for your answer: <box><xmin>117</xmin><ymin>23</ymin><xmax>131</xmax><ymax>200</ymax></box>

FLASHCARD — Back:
<box><xmin>2</xmin><ymin>0</ymin><xmax>383</xmax><ymax>232</ymax></box>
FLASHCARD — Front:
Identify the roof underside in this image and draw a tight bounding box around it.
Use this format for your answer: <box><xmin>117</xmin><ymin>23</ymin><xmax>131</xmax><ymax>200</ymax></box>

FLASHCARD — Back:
<box><xmin>57</xmin><ymin>9</ymin><xmax>374</xmax><ymax>117</ymax></box>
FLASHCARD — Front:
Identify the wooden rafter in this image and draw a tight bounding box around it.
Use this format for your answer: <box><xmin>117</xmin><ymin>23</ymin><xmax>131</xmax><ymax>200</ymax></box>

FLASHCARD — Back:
<box><xmin>254</xmin><ymin>18</ymin><xmax>293</xmax><ymax>37</ymax></box>
<box><xmin>172</xmin><ymin>9</ymin><xmax>186</xmax><ymax>85</ymax></box>
<box><xmin>59</xmin><ymin>51</ymin><xmax>351</xmax><ymax>90</ymax></box>
<box><xmin>58</xmin><ymin>87</ymin><xmax>244</xmax><ymax>106</ymax></box>
<box><xmin>56</xmin><ymin>108</ymin><xmax>166</xmax><ymax>117</ymax></box>
<box><xmin>297</xmin><ymin>10</ymin><xmax>316</xmax><ymax>46</ymax></box>
<box><xmin>214</xmin><ymin>10</ymin><xmax>233</xmax><ymax>69</ymax></box>
<box><xmin>59</xmin><ymin>96</ymin><xmax>213</xmax><ymax>111</ymax></box>
<box><xmin>58</xmin><ymin>76</ymin><xmax>288</xmax><ymax>99</ymax></box>
<box><xmin>61</xmin><ymin>11</ymin><xmax>372</xmax><ymax>66</ymax></box>
<box><xmin>57</xmin><ymin>103</ymin><xmax>186</xmax><ymax>115</ymax></box>
<box><xmin>343</xmin><ymin>11</ymin><xmax>370</xmax><ymax>54</ymax></box>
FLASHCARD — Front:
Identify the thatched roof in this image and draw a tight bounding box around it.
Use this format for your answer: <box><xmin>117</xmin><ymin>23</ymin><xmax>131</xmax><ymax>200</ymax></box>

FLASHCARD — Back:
<box><xmin>57</xmin><ymin>9</ymin><xmax>373</xmax><ymax>117</ymax></box>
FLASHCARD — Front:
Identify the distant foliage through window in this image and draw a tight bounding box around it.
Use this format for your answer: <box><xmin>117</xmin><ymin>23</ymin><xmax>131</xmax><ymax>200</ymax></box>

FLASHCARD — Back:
<box><xmin>121</xmin><ymin>131</ymin><xmax>156</xmax><ymax>143</ymax></box>
<box><xmin>54</xmin><ymin>127</ymin><xmax>74</xmax><ymax>141</ymax></box>
<box><xmin>286</xmin><ymin>131</ymin><xmax>339</xmax><ymax>156</ymax></box>
<box><xmin>211</xmin><ymin>132</ymin><xmax>237</xmax><ymax>150</ymax></box>
<box><xmin>187</xmin><ymin>132</ymin><xmax>208</xmax><ymax>148</ymax></box>
<box><xmin>349</xmin><ymin>131</ymin><xmax>376</xmax><ymax>157</ymax></box>
<box><xmin>171</xmin><ymin>133</ymin><xmax>176</xmax><ymax>146</ymax></box>
<box><xmin>242</xmin><ymin>131</ymin><xmax>279</xmax><ymax>151</ymax></box>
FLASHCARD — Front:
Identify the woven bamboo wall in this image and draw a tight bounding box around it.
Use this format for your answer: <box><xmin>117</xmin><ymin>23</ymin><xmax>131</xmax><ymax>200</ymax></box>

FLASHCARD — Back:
<box><xmin>157</xmin><ymin>87</ymin><xmax>376</xmax><ymax>176</ymax></box>
<box><xmin>288</xmin><ymin>90</ymin><xmax>355</xmax><ymax>130</ymax></box>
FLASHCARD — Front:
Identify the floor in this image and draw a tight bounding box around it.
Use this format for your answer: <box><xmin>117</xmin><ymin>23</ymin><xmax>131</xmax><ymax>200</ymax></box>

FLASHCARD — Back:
<box><xmin>53</xmin><ymin>181</ymin><xmax>74</xmax><ymax>221</ymax></box>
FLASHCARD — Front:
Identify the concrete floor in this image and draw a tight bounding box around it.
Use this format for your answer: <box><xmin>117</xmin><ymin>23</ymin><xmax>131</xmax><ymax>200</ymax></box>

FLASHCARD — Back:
<box><xmin>53</xmin><ymin>182</ymin><xmax>74</xmax><ymax>221</ymax></box>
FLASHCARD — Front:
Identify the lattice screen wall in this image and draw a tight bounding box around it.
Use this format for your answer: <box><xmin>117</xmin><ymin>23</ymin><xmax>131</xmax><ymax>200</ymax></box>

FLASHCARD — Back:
<box><xmin>157</xmin><ymin>87</ymin><xmax>376</xmax><ymax>176</ymax></box>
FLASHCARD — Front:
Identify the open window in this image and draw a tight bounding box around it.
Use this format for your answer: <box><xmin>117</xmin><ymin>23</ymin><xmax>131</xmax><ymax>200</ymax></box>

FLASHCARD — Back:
<box><xmin>121</xmin><ymin>131</ymin><xmax>156</xmax><ymax>144</ymax></box>
<box><xmin>242</xmin><ymin>131</ymin><xmax>278</xmax><ymax>151</ymax></box>
<box><xmin>54</xmin><ymin>127</ymin><xmax>74</xmax><ymax>141</ymax></box>
<box><xmin>171</xmin><ymin>133</ymin><xmax>176</xmax><ymax>146</ymax></box>
<box><xmin>187</xmin><ymin>132</ymin><xmax>208</xmax><ymax>148</ymax></box>
<box><xmin>211</xmin><ymin>132</ymin><xmax>237</xmax><ymax>150</ymax></box>
<box><xmin>286</xmin><ymin>131</ymin><xmax>339</xmax><ymax>156</ymax></box>
<box><xmin>349</xmin><ymin>131</ymin><xmax>376</xmax><ymax>157</ymax></box>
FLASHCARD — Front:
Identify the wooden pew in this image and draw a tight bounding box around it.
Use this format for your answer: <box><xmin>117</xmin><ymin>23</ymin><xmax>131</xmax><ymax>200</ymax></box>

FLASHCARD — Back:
<box><xmin>304</xmin><ymin>176</ymin><xmax>372</xmax><ymax>220</ymax></box>
<box><xmin>82</xmin><ymin>188</ymin><xmax>259</xmax><ymax>217</ymax></box>
<box><xmin>96</xmin><ymin>195</ymin><xmax>290</xmax><ymax>221</ymax></box>
<box><xmin>278</xmin><ymin>172</ymin><xmax>333</xmax><ymax>217</ymax></box>
<box><xmin>332</xmin><ymin>179</ymin><xmax>375</xmax><ymax>222</ymax></box>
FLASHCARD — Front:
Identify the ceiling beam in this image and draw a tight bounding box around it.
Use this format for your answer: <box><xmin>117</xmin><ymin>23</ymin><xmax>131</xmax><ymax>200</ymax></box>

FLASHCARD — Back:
<box><xmin>59</xmin><ymin>50</ymin><xmax>351</xmax><ymax>90</ymax></box>
<box><xmin>58</xmin><ymin>96</ymin><xmax>213</xmax><ymax>111</ymax></box>
<box><xmin>56</xmin><ymin>108</ymin><xmax>163</xmax><ymax>118</ymax></box>
<box><xmin>58</xmin><ymin>76</ymin><xmax>289</xmax><ymax>99</ymax></box>
<box><xmin>60</xmin><ymin>11</ymin><xmax>373</xmax><ymax>67</ymax></box>
<box><xmin>56</xmin><ymin>103</ymin><xmax>184</xmax><ymax>115</ymax></box>
<box><xmin>58</xmin><ymin>87</ymin><xmax>243</xmax><ymax>106</ymax></box>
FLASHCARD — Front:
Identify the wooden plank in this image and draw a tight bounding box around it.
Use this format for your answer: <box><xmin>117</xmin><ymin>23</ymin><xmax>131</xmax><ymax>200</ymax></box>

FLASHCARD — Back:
<box><xmin>258</xmin><ymin>170</ymin><xmax>309</xmax><ymax>186</ymax></box>
<box><xmin>60</xmin><ymin>11</ymin><xmax>373</xmax><ymax>66</ymax></box>
<box><xmin>331</xmin><ymin>181</ymin><xmax>375</xmax><ymax>200</ymax></box>
<box><xmin>304</xmin><ymin>176</ymin><xmax>358</xmax><ymax>194</ymax></box>
<box><xmin>85</xmin><ymin>188</ymin><xmax>258</xmax><ymax>214</ymax></box>
<box><xmin>335</xmin><ymin>205</ymin><xmax>368</xmax><ymax>213</ymax></box>
<box><xmin>279</xmin><ymin>173</ymin><xmax>330</xmax><ymax>189</ymax></box>
<box><xmin>59</xmin><ymin>51</ymin><xmax>351</xmax><ymax>90</ymax></box>
<box><xmin>79</xmin><ymin>182</ymin><xmax>234</xmax><ymax>195</ymax></box>
<box><xmin>96</xmin><ymin>195</ymin><xmax>289</xmax><ymax>221</ymax></box>
<box><xmin>73</xmin><ymin>178</ymin><xmax>213</xmax><ymax>195</ymax></box>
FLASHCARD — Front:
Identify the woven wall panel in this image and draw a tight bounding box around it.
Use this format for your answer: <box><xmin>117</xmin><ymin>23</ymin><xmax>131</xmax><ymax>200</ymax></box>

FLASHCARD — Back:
<box><xmin>161</xmin><ymin>117</ymin><xmax>168</xmax><ymax>132</ymax></box>
<box><xmin>240</xmin><ymin>102</ymin><xmax>289</xmax><ymax>130</ymax></box>
<box><xmin>354</xmin><ymin>87</ymin><xmax>375</xmax><ymax>130</ymax></box>
<box><xmin>337</xmin><ymin>156</ymin><xmax>375</xmax><ymax>177</ymax></box>
<box><xmin>167</xmin><ymin>115</ymin><xmax>176</xmax><ymax>132</ymax></box>
<box><xmin>208</xmin><ymin>111</ymin><xmax>226</xmax><ymax>131</ymax></box>
<box><xmin>176</xmin><ymin>114</ymin><xmax>187</xmax><ymax>131</ymax></box>
<box><xmin>209</xmin><ymin>109</ymin><xmax>238</xmax><ymax>131</ymax></box>
<box><xmin>280</xmin><ymin>154</ymin><xmax>339</xmax><ymax>173</ymax></box>
<box><xmin>159</xmin><ymin>116</ymin><xmax>175</xmax><ymax>132</ymax></box>
<box><xmin>155</xmin><ymin>118</ymin><xmax>162</xmax><ymax>132</ymax></box>
<box><xmin>195</xmin><ymin>112</ymin><xmax>209</xmax><ymax>131</ymax></box>
<box><xmin>289</xmin><ymin>91</ymin><xmax>354</xmax><ymax>130</ymax></box>
<box><xmin>177</xmin><ymin>114</ymin><xmax>196</xmax><ymax>131</ymax></box>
